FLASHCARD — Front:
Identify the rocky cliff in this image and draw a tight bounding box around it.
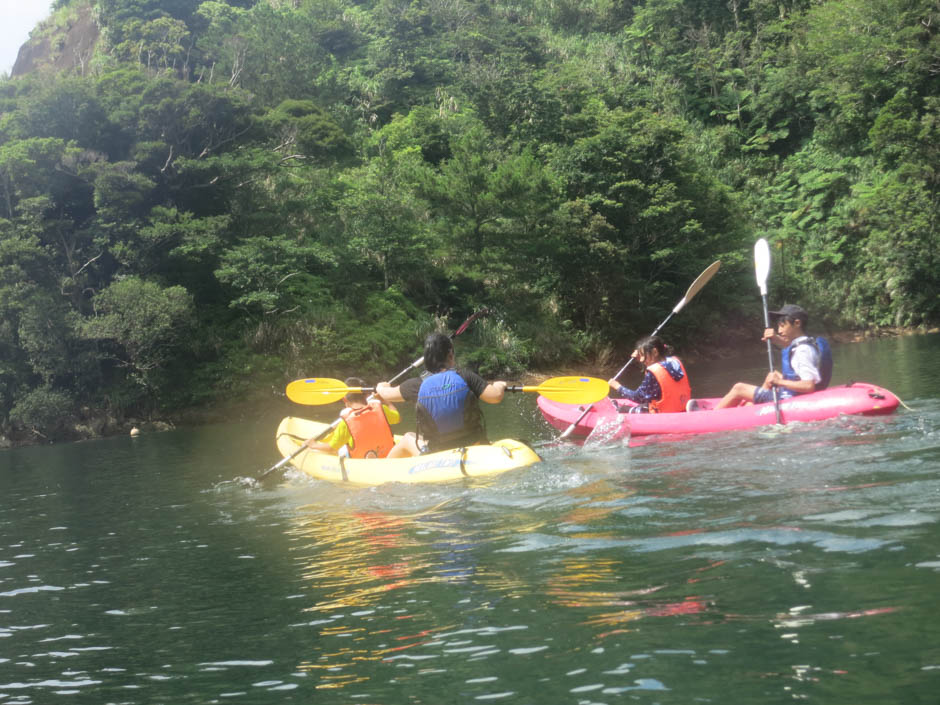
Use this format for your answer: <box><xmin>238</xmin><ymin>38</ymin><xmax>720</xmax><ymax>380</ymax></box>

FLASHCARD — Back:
<box><xmin>11</xmin><ymin>2</ymin><xmax>99</xmax><ymax>78</ymax></box>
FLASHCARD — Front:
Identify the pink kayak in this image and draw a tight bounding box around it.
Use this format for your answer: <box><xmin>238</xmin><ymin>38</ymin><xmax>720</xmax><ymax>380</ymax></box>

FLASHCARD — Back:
<box><xmin>537</xmin><ymin>382</ymin><xmax>900</xmax><ymax>440</ymax></box>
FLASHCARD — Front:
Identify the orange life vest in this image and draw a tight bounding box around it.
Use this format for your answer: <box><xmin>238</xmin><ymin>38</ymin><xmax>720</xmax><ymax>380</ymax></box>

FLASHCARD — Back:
<box><xmin>647</xmin><ymin>357</ymin><xmax>691</xmax><ymax>413</ymax></box>
<box><xmin>343</xmin><ymin>401</ymin><xmax>395</xmax><ymax>459</ymax></box>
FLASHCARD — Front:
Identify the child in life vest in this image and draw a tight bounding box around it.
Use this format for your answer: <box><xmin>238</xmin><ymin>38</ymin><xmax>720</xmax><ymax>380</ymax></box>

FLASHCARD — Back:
<box><xmin>607</xmin><ymin>335</ymin><xmax>691</xmax><ymax>414</ymax></box>
<box><xmin>305</xmin><ymin>377</ymin><xmax>400</xmax><ymax>459</ymax></box>
<box><xmin>714</xmin><ymin>303</ymin><xmax>831</xmax><ymax>410</ymax></box>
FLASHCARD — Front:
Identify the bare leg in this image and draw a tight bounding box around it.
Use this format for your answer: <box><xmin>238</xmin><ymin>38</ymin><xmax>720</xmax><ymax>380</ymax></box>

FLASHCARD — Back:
<box><xmin>386</xmin><ymin>432</ymin><xmax>421</xmax><ymax>458</ymax></box>
<box><xmin>714</xmin><ymin>382</ymin><xmax>758</xmax><ymax>410</ymax></box>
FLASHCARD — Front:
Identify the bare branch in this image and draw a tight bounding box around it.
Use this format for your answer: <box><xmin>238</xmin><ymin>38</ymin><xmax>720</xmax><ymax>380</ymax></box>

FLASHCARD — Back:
<box><xmin>276</xmin><ymin>272</ymin><xmax>300</xmax><ymax>287</ymax></box>
<box><xmin>161</xmin><ymin>145</ymin><xmax>174</xmax><ymax>173</ymax></box>
<box><xmin>74</xmin><ymin>252</ymin><xmax>104</xmax><ymax>277</ymax></box>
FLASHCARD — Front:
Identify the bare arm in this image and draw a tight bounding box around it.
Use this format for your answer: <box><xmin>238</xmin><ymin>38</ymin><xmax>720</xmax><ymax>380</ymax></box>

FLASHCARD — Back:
<box><xmin>305</xmin><ymin>439</ymin><xmax>335</xmax><ymax>453</ymax></box>
<box><xmin>375</xmin><ymin>382</ymin><xmax>405</xmax><ymax>403</ymax></box>
<box><xmin>479</xmin><ymin>380</ymin><xmax>507</xmax><ymax>404</ymax></box>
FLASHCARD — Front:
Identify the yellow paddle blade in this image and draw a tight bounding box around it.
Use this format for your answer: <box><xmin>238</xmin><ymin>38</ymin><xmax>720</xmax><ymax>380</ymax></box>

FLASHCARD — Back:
<box><xmin>512</xmin><ymin>376</ymin><xmax>610</xmax><ymax>405</ymax></box>
<box><xmin>289</xmin><ymin>375</ymin><xmax>609</xmax><ymax>406</ymax></box>
<box><xmin>285</xmin><ymin>378</ymin><xmax>373</xmax><ymax>405</ymax></box>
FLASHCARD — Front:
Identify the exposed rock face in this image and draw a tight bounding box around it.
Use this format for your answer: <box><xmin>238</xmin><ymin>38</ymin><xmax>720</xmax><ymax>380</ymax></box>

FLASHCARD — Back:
<box><xmin>11</xmin><ymin>3</ymin><xmax>99</xmax><ymax>78</ymax></box>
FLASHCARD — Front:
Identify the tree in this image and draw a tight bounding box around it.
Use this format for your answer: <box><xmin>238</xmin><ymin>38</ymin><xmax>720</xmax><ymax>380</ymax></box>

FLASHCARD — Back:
<box><xmin>337</xmin><ymin>147</ymin><xmax>432</xmax><ymax>293</ymax></box>
<box><xmin>543</xmin><ymin>105</ymin><xmax>744</xmax><ymax>342</ymax></box>
<box><xmin>800</xmin><ymin>0</ymin><xmax>938</xmax><ymax>152</ymax></box>
<box><xmin>0</xmin><ymin>137</ymin><xmax>68</xmax><ymax>220</ymax></box>
<box><xmin>261</xmin><ymin>100</ymin><xmax>354</xmax><ymax>163</ymax></box>
<box><xmin>419</xmin><ymin>122</ymin><xmax>504</xmax><ymax>257</ymax></box>
<box><xmin>80</xmin><ymin>276</ymin><xmax>195</xmax><ymax>396</ymax></box>
<box><xmin>213</xmin><ymin>234</ymin><xmax>335</xmax><ymax>318</ymax></box>
<box><xmin>112</xmin><ymin>17</ymin><xmax>193</xmax><ymax>76</ymax></box>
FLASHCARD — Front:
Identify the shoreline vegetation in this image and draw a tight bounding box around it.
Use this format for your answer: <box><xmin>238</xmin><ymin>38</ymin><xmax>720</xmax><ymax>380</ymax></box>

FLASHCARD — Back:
<box><xmin>2</xmin><ymin>326</ymin><xmax>934</xmax><ymax>450</ymax></box>
<box><xmin>523</xmin><ymin>325</ymin><xmax>940</xmax><ymax>384</ymax></box>
<box><xmin>1</xmin><ymin>0</ymin><xmax>937</xmax><ymax>448</ymax></box>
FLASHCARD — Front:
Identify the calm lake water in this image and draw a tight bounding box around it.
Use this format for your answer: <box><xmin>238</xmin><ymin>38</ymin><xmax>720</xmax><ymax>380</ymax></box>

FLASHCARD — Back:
<box><xmin>1</xmin><ymin>333</ymin><xmax>939</xmax><ymax>704</ymax></box>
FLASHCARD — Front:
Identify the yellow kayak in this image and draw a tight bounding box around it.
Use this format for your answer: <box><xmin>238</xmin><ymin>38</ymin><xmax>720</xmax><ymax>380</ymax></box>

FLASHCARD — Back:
<box><xmin>275</xmin><ymin>416</ymin><xmax>542</xmax><ymax>485</ymax></box>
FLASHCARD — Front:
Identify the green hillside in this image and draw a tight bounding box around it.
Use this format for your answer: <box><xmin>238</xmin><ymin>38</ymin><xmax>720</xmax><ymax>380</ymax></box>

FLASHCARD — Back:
<box><xmin>1</xmin><ymin>0</ymin><xmax>937</xmax><ymax>443</ymax></box>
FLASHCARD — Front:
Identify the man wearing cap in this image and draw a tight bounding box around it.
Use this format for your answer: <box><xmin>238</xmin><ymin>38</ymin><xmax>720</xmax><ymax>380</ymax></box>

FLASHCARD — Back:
<box><xmin>713</xmin><ymin>304</ymin><xmax>832</xmax><ymax>410</ymax></box>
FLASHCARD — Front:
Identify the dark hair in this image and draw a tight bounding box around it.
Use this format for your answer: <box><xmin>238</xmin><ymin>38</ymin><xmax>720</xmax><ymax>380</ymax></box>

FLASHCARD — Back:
<box><xmin>635</xmin><ymin>335</ymin><xmax>673</xmax><ymax>361</ymax></box>
<box><xmin>779</xmin><ymin>314</ymin><xmax>807</xmax><ymax>328</ymax></box>
<box><xmin>344</xmin><ymin>376</ymin><xmax>367</xmax><ymax>404</ymax></box>
<box><xmin>423</xmin><ymin>332</ymin><xmax>454</xmax><ymax>373</ymax></box>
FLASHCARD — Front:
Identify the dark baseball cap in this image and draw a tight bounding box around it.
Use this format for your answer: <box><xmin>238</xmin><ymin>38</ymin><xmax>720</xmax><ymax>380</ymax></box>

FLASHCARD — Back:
<box><xmin>769</xmin><ymin>304</ymin><xmax>808</xmax><ymax>323</ymax></box>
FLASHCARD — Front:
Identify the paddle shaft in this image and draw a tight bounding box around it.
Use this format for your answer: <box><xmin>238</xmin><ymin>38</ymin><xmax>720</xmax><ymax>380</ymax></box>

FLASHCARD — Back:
<box><xmin>259</xmin><ymin>389</ymin><xmax>341</xmax><ymax>475</ymax></box>
<box><xmin>760</xmin><ymin>290</ymin><xmax>783</xmax><ymax>424</ymax></box>
<box><xmin>558</xmin><ymin>261</ymin><xmax>721</xmax><ymax>439</ymax></box>
<box><xmin>257</xmin><ymin>418</ymin><xmax>342</xmax><ymax>480</ymax></box>
<box><xmin>327</xmin><ymin>308</ymin><xmax>488</xmax><ymax>402</ymax></box>
<box><xmin>385</xmin><ymin>308</ymin><xmax>489</xmax><ymax>386</ymax></box>
<box><xmin>610</xmin><ymin>309</ymin><xmax>674</xmax><ymax>382</ymax></box>
<box><xmin>754</xmin><ymin>239</ymin><xmax>782</xmax><ymax>424</ymax></box>
<box><xmin>559</xmin><ymin>318</ymin><xmax>670</xmax><ymax>440</ymax></box>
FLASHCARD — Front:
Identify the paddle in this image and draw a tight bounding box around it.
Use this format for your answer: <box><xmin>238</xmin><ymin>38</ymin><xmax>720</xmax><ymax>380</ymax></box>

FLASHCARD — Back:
<box><xmin>286</xmin><ymin>377</ymin><xmax>374</xmax><ymax>405</ymax></box>
<box><xmin>257</xmin><ymin>309</ymin><xmax>488</xmax><ymax>481</ymax></box>
<box><xmin>506</xmin><ymin>376</ymin><xmax>611</xmax><ymax>405</ymax></box>
<box><xmin>288</xmin><ymin>375</ymin><xmax>610</xmax><ymax>406</ymax></box>
<box><xmin>558</xmin><ymin>260</ymin><xmax>721</xmax><ymax>440</ymax></box>
<box><xmin>256</xmin><ymin>416</ymin><xmax>343</xmax><ymax>481</ymax></box>
<box><xmin>754</xmin><ymin>238</ymin><xmax>782</xmax><ymax>424</ymax></box>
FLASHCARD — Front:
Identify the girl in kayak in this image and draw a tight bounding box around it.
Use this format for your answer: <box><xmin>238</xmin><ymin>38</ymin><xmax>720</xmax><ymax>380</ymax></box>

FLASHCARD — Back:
<box><xmin>607</xmin><ymin>335</ymin><xmax>691</xmax><ymax>413</ymax></box>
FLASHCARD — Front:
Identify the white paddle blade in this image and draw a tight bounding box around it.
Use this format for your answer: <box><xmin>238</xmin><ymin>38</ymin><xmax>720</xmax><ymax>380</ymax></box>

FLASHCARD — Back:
<box><xmin>673</xmin><ymin>260</ymin><xmax>720</xmax><ymax>314</ymax></box>
<box><xmin>754</xmin><ymin>239</ymin><xmax>771</xmax><ymax>295</ymax></box>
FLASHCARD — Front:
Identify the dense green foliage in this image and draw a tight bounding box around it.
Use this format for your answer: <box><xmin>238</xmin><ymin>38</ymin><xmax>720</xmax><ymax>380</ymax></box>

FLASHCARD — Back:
<box><xmin>1</xmin><ymin>0</ymin><xmax>937</xmax><ymax>441</ymax></box>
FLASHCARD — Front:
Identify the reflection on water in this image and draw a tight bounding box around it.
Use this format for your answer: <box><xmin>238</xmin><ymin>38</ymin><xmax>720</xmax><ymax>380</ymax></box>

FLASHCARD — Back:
<box><xmin>545</xmin><ymin>556</ymin><xmax>711</xmax><ymax>638</ymax></box>
<box><xmin>0</xmin><ymin>334</ymin><xmax>939</xmax><ymax>703</ymax></box>
<box><xmin>289</xmin><ymin>509</ymin><xmax>428</xmax><ymax>612</ymax></box>
<box><xmin>274</xmin><ymin>474</ymin><xmax>740</xmax><ymax>693</ymax></box>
